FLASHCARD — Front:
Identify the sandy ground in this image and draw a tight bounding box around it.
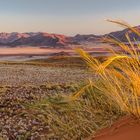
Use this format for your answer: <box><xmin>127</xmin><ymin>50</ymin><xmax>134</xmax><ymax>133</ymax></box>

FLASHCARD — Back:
<box><xmin>94</xmin><ymin>116</ymin><xmax>140</xmax><ymax>140</ymax></box>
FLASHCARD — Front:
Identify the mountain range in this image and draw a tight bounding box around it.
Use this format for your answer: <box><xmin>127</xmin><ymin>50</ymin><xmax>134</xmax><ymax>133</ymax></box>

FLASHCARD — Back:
<box><xmin>0</xmin><ymin>26</ymin><xmax>140</xmax><ymax>47</ymax></box>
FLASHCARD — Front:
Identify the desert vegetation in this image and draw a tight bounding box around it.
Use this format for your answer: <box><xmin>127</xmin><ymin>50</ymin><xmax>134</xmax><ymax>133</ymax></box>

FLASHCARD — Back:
<box><xmin>25</xmin><ymin>21</ymin><xmax>140</xmax><ymax>140</ymax></box>
<box><xmin>1</xmin><ymin>21</ymin><xmax>140</xmax><ymax>140</ymax></box>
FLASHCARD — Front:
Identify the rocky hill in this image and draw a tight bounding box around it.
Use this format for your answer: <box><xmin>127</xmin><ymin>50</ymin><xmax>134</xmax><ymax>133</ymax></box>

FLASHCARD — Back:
<box><xmin>0</xmin><ymin>26</ymin><xmax>140</xmax><ymax>47</ymax></box>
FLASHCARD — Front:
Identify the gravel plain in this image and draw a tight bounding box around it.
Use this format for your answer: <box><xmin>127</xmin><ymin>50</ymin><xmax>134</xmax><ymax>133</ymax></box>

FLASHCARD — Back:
<box><xmin>0</xmin><ymin>64</ymin><xmax>93</xmax><ymax>139</ymax></box>
<box><xmin>0</xmin><ymin>64</ymin><xmax>92</xmax><ymax>86</ymax></box>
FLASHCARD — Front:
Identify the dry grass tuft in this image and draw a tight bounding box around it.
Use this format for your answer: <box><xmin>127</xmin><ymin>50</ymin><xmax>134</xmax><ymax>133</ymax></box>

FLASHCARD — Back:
<box><xmin>27</xmin><ymin>21</ymin><xmax>140</xmax><ymax>139</ymax></box>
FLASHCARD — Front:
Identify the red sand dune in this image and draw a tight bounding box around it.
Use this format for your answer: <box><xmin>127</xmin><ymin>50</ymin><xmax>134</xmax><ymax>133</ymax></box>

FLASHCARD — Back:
<box><xmin>94</xmin><ymin>116</ymin><xmax>140</xmax><ymax>140</ymax></box>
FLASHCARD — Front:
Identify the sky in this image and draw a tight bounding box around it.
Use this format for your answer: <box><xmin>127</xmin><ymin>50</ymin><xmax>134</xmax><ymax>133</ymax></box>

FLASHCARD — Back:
<box><xmin>0</xmin><ymin>0</ymin><xmax>140</xmax><ymax>35</ymax></box>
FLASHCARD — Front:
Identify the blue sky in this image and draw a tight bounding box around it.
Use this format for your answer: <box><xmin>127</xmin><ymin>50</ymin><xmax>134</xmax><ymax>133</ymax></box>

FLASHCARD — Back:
<box><xmin>0</xmin><ymin>0</ymin><xmax>140</xmax><ymax>35</ymax></box>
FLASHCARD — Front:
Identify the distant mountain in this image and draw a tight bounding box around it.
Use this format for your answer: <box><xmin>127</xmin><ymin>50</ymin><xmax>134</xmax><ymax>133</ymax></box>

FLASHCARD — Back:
<box><xmin>105</xmin><ymin>26</ymin><xmax>140</xmax><ymax>42</ymax></box>
<box><xmin>0</xmin><ymin>32</ymin><xmax>30</xmax><ymax>44</ymax></box>
<box><xmin>0</xmin><ymin>26</ymin><xmax>140</xmax><ymax>47</ymax></box>
<box><xmin>71</xmin><ymin>26</ymin><xmax>140</xmax><ymax>43</ymax></box>
<box><xmin>0</xmin><ymin>32</ymin><xmax>101</xmax><ymax>47</ymax></box>
<box><xmin>72</xmin><ymin>34</ymin><xmax>101</xmax><ymax>43</ymax></box>
<box><xmin>0</xmin><ymin>32</ymin><xmax>74</xmax><ymax>47</ymax></box>
<box><xmin>8</xmin><ymin>33</ymin><xmax>70</xmax><ymax>47</ymax></box>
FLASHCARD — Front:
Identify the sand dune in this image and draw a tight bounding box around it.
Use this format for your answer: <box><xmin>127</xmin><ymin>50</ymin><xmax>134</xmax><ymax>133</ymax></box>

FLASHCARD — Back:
<box><xmin>94</xmin><ymin>116</ymin><xmax>140</xmax><ymax>140</ymax></box>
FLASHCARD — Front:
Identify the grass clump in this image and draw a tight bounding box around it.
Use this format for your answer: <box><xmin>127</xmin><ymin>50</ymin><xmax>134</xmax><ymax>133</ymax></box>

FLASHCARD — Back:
<box><xmin>28</xmin><ymin>83</ymin><xmax>122</xmax><ymax>139</ymax></box>
<box><xmin>27</xmin><ymin>21</ymin><xmax>140</xmax><ymax>139</ymax></box>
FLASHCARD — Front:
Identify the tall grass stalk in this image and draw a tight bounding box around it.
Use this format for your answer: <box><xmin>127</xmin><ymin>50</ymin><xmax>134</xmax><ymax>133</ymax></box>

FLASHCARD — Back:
<box><xmin>75</xmin><ymin>21</ymin><xmax>140</xmax><ymax>118</ymax></box>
